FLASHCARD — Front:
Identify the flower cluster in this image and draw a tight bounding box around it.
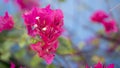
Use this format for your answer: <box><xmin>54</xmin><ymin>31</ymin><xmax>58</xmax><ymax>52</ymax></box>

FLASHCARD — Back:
<box><xmin>23</xmin><ymin>5</ymin><xmax>64</xmax><ymax>64</ymax></box>
<box><xmin>86</xmin><ymin>62</ymin><xmax>114</xmax><ymax>68</ymax></box>
<box><xmin>91</xmin><ymin>10</ymin><xmax>117</xmax><ymax>34</ymax></box>
<box><xmin>15</xmin><ymin>0</ymin><xmax>40</xmax><ymax>10</ymax></box>
<box><xmin>0</xmin><ymin>12</ymin><xmax>14</xmax><ymax>32</ymax></box>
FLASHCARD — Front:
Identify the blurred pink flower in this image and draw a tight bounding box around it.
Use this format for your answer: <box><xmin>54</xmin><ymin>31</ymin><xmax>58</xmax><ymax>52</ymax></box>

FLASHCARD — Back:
<box><xmin>86</xmin><ymin>62</ymin><xmax>114</xmax><ymax>68</ymax></box>
<box><xmin>85</xmin><ymin>65</ymin><xmax>90</xmax><ymax>68</ymax></box>
<box><xmin>31</xmin><ymin>41</ymin><xmax>58</xmax><ymax>64</ymax></box>
<box><xmin>107</xmin><ymin>64</ymin><xmax>114</xmax><ymax>68</ymax></box>
<box><xmin>10</xmin><ymin>62</ymin><xmax>23</xmax><ymax>68</ymax></box>
<box><xmin>4</xmin><ymin>0</ymin><xmax>9</xmax><ymax>3</ymax></box>
<box><xmin>10</xmin><ymin>62</ymin><xmax>15</xmax><ymax>68</ymax></box>
<box><xmin>91</xmin><ymin>10</ymin><xmax>118</xmax><ymax>34</ymax></box>
<box><xmin>94</xmin><ymin>62</ymin><xmax>103</xmax><ymax>68</ymax></box>
<box><xmin>102</xmin><ymin>19</ymin><xmax>117</xmax><ymax>34</ymax></box>
<box><xmin>15</xmin><ymin>0</ymin><xmax>40</xmax><ymax>10</ymax></box>
<box><xmin>91</xmin><ymin>10</ymin><xmax>109</xmax><ymax>23</ymax></box>
<box><xmin>0</xmin><ymin>12</ymin><xmax>14</xmax><ymax>32</ymax></box>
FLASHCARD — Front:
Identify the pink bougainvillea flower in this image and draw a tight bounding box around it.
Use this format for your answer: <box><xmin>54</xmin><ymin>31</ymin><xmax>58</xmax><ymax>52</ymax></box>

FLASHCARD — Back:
<box><xmin>10</xmin><ymin>62</ymin><xmax>23</xmax><ymax>68</ymax></box>
<box><xmin>23</xmin><ymin>5</ymin><xmax>64</xmax><ymax>64</ymax></box>
<box><xmin>91</xmin><ymin>10</ymin><xmax>118</xmax><ymax>34</ymax></box>
<box><xmin>102</xmin><ymin>19</ymin><xmax>117</xmax><ymax>34</ymax></box>
<box><xmin>15</xmin><ymin>0</ymin><xmax>40</xmax><ymax>10</ymax></box>
<box><xmin>107</xmin><ymin>64</ymin><xmax>114</xmax><ymax>68</ymax></box>
<box><xmin>23</xmin><ymin>5</ymin><xmax>64</xmax><ymax>42</ymax></box>
<box><xmin>94</xmin><ymin>62</ymin><xmax>114</xmax><ymax>68</ymax></box>
<box><xmin>94</xmin><ymin>62</ymin><xmax>103</xmax><ymax>68</ymax></box>
<box><xmin>91</xmin><ymin>10</ymin><xmax>109</xmax><ymax>22</ymax></box>
<box><xmin>0</xmin><ymin>12</ymin><xmax>14</xmax><ymax>32</ymax></box>
<box><xmin>10</xmin><ymin>62</ymin><xmax>15</xmax><ymax>68</ymax></box>
<box><xmin>85</xmin><ymin>65</ymin><xmax>90</xmax><ymax>68</ymax></box>
<box><xmin>86</xmin><ymin>62</ymin><xmax>114</xmax><ymax>68</ymax></box>
<box><xmin>31</xmin><ymin>41</ymin><xmax>59</xmax><ymax>64</ymax></box>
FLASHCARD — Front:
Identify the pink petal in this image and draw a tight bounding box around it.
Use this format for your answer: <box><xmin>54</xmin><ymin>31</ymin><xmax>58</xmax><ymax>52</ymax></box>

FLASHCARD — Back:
<box><xmin>102</xmin><ymin>19</ymin><xmax>117</xmax><ymax>34</ymax></box>
<box><xmin>94</xmin><ymin>62</ymin><xmax>103</xmax><ymax>68</ymax></box>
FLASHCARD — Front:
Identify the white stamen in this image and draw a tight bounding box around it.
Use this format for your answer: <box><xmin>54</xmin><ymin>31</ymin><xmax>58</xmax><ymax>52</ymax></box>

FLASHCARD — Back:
<box><xmin>35</xmin><ymin>16</ymin><xmax>40</xmax><ymax>20</ymax></box>
<box><xmin>24</xmin><ymin>11</ymin><xmax>29</xmax><ymax>15</ymax></box>
<box><xmin>34</xmin><ymin>24</ymin><xmax>38</xmax><ymax>28</ymax></box>
<box><xmin>42</xmin><ymin>27</ymin><xmax>47</xmax><ymax>31</ymax></box>
<box><xmin>46</xmin><ymin>49</ymin><xmax>49</xmax><ymax>52</ymax></box>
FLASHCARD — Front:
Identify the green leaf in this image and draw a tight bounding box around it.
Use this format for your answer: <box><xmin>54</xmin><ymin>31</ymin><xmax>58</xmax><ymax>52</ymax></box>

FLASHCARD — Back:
<box><xmin>30</xmin><ymin>55</ymin><xmax>42</xmax><ymax>68</ymax></box>
<box><xmin>14</xmin><ymin>48</ymin><xmax>26</xmax><ymax>59</ymax></box>
<box><xmin>0</xmin><ymin>31</ymin><xmax>8</xmax><ymax>43</ymax></box>
<box><xmin>58</xmin><ymin>0</ymin><xmax>66</xmax><ymax>2</ymax></box>
<box><xmin>57</xmin><ymin>37</ymin><xmax>75</xmax><ymax>54</ymax></box>
<box><xmin>18</xmin><ymin>33</ymin><xmax>29</xmax><ymax>48</ymax></box>
<box><xmin>47</xmin><ymin>64</ymin><xmax>56</xmax><ymax>68</ymax></box>
<box><xmin>0</xmin><ymin>62</ymin><xmax>9</xmax><ymax>68</ymax></box>
<box><xmin>1</xmin><ymin>52</ymin><xmax>10</xmax><ymax>61</ymax></box>
<box><xmin>71</xmin><ymin>56</ymin><xmax>85</xmax><ymax>62</ymax></box>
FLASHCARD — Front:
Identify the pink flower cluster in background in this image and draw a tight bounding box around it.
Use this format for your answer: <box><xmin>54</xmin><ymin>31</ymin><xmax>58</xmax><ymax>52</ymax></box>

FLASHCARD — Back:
<box><xmin>10</xmin><ymin>62</ymin><xmax>15</xmax><ymax>68</ymax></box>
<box><xmin>0</xmin><ymin>12</ymin><xmax>14</xmax><ymax>32</ymax></box>
<box><xmin>86</xmin><ymin>62</ymin><xmax>114</xmax><ymax>68</ymax></box>
<box><xmin>10</xmin><ymin>62</ymin><xmax>23</xmax><ymax>68</ymax></box>
<box><xmin>15</xmin><ymin>0</ymin><xmax>40</xmax><ymax>10</ymax></box>
<box><xmin>23</xmin><ymin>5</ymin><xmax>64</xmax><ymax>64</ymax></box>
<box><xmin>91</xmin><ymin>10</ymin><xmax>117</xmax><ymax>34</ymax></box>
